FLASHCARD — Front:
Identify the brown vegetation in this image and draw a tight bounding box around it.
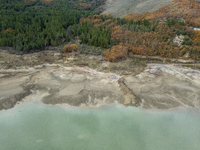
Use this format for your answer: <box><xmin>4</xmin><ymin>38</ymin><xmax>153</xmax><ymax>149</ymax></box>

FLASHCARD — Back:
<box><xmin>1</xmin><ymin>28</ymin><xmax>14</xmax><ymax>33</ymax></box>
<box><xmin>80</xmin><ymin>15</ymin><xmax>101</xmax><ymax>24</ymax></box>
<box><xmin>63</xmin><ymin>44</ymin><xmax>78</xmax><ymax>53</ymax></box>
<box><xmin>80</xmin><ymin>13</ymin><xmax>200</xmax><ymax>61</ymax></box>
<box><xmin>124</xmin><ymin>0</ymin><xmax>200</xmax><ymax>27</ymax></box>
<box><xmin>80</xmin><ymin>14</ymin><xmax>116</xmax><ymax>27</ymax></box>
<box><xmin>110</xmin><ymin>23</ymin><xmax>187</xmax><ymax>58</ymax></box>
<box><xmin>77</xmin><ymin>0</ymin><xmax>200</xmax><ymax>62</ymax></box>
<box><xmin>24</xmin><ymin>0</ymin><xmax>35</xmax><ymax>2</ymax></box>
<box><xmin>103</xmin><ymin>43</ymin><xmax>128</xmax><ymax>62</ymax></box>
<box><xmin>193</xmin><ymin>31</ymin><xmax>200</xmax><ymax>45</ymax></box>
<box><xmin>79</xmin><ymin>3</ymin><xmax>92</xmax><ymax>8</ymax></box>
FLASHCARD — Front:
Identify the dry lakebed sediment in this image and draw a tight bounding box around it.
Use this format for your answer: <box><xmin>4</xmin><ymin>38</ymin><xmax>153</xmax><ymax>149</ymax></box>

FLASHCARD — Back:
<box><xmin>0</xmin><ymin>50</ymin><xmax>200</xmax><ymax>110</ymax></box>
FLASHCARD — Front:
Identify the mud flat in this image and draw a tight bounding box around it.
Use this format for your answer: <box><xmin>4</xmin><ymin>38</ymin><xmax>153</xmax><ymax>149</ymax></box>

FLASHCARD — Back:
<box><xmin>0</xmin><ymin>65</ymin><xmax>126</xmax><ymax>110</ymax></box>
<box><xmin>1</xmin><ymin>62</ymin><xmax>200</xmax><ymax>110</ymax></box>
<box><xmin>125</xmin><ymin>64</ymin><xmax>200</xmax><ymax>109</ymax></box>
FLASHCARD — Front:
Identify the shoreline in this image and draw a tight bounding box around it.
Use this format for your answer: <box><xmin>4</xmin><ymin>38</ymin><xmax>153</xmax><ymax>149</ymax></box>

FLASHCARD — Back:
<box><xmin>0</xmin><ymin>50</ymin><xmax>200</xmax><ymax>111</ymax></box>
<box><xmin>6</xmin><ymin>100</ymin><xmax>200</xmax><ymax>116</ymax></box>
<box><xmin>1</xmin><ymin>62</ymin><xmax>200</xmax><ymax>111</ymax></box>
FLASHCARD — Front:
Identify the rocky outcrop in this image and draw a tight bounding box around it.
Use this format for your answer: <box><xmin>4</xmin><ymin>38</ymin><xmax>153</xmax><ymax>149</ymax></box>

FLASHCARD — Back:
<box><xmin>173</xmin><ymin>35</ymin><xmax>184</xmax><ymax>47</ymax></box>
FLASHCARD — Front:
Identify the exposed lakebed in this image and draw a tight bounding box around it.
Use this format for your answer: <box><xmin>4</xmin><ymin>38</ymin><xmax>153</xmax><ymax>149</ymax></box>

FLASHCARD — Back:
<box><xmin>1</xmin><ymin>62</ymin><xmax>200</xmax><ymax>110</ymax></box>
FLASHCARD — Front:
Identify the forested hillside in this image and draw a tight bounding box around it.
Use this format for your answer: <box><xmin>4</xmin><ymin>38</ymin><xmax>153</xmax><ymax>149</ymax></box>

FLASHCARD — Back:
<box><xmin>72</xmin><ymin>14</ymin><xmax>200</xmax><ymax>61</ymax></box>
<box><xmin>1</xmin><ymin>0</ymin><xmax>200</xmax><ymax>62</ymax></box>
<box><xmin>0</xmin><ymin>0</ymin><xmax>104</xmax><ymax>51</ymax></box>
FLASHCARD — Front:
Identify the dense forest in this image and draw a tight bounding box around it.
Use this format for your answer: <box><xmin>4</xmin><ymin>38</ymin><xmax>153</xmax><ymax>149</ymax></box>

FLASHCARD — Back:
<box><xmin>0</xmin><ymin>0</ymin><xmax>104</xmax><ymax>51</ymax></box>
<box><xmin>1</xmin><ymin>0</ymin><xmax>200</xmax><ymax>61</ymax></box>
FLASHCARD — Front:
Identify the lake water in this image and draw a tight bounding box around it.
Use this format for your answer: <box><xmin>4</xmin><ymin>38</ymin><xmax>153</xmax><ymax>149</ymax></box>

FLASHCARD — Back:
<box><xmin>0</xmin><ymin>102</ymin><xmax>200</xmax><ymax>150</ymax></box>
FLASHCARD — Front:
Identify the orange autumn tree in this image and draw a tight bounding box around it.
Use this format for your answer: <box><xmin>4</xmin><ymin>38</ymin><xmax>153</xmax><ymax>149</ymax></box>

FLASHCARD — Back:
<box><xmin>104</xmin><ymin>43</ymin><xmax>128</xmax><ymax>62</ymax></box>
<box><xmin>80</xmin><ymin>15</ymin><xmax>103</xmax><ymax>27</ymax></box>
<box><xmin>124</xmin><ymin>0</ymin><xmax>200</xmax><ymax>27</ymax></box>
<box><xmin>63</xmin><ymin>44</ymin><xmax>77</xmax><ymax>53</ymax></box>
<box><xmin>79</xmin><ymin>3</ymin><xmax>91</xmax><ymax>8</ymax></box>
<box><xmin>193</xmin><ymin>31</ymin><xmax>200</xmax><ymax>45</ymax></box>
<box><xmin>111</xmin><ymin>26</ymin><xmax>124</xmax><ymax>44</ymax></box>
<box><xmin>191</xmin><ymin>31</ymin><xmax>200</xmax><ymax>59</ymax></box>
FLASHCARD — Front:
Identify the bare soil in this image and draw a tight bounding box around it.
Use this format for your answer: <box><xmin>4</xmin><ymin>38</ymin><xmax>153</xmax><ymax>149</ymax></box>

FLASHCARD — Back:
<box><xmin>1</xmin><ymin>49</ymin><xmax>200</xmax><ymax>110</ymax></box>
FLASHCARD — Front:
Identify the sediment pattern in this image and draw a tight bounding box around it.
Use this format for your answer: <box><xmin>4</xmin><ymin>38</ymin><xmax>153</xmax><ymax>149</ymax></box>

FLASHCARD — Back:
<box><xmin>1</xmin><ymin>63</ymin><xmax>200</xmax><ymax>110</ymax></box>
<box><xmin>125</xmin><ymin>64</ymin><xmax>200</xmax><ymax>109</ymax></box>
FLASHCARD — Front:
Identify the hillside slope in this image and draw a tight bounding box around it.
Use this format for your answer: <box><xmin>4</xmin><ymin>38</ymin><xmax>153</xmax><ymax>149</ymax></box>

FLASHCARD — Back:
<box><xmin>125</xmin><ymin>0</ymin><xmax>200</xmax><ymax>27</ymax></box>
<box><xmin>102</xmin><ymin>0</ymin><xmax>173</xmax><ymax>17</ymax></box>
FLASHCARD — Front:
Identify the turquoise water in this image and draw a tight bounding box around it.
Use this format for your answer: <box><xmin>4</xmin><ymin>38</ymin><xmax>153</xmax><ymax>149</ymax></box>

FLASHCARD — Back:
<box><xmin>0</xmin><ymin>102</ymin><xmax>200</xmax><ymax>150</ymax></box>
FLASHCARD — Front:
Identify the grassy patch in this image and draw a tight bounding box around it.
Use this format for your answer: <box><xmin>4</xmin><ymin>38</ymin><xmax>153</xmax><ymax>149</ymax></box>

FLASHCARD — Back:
<box><xmin>73</xmin><ymin>54</ymin><xmax>102</xmax><ymax>69</ymax></box>
<box><xmin>80</xmin><ymin>44</ymin><xmax>105</xmax><ymax>55</ymax></box>
<box><xmin>104</xmin><ymin>58</ymin><xmax>147</xmax><ymax>75</ymax></box>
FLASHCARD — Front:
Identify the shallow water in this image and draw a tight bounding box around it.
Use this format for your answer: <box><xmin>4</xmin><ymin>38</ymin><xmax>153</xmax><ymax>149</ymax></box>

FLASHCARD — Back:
<box><xmin>0</xmin><ymin>102</ymin><xmax>200</xmax><ymax>150</ymax></box>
